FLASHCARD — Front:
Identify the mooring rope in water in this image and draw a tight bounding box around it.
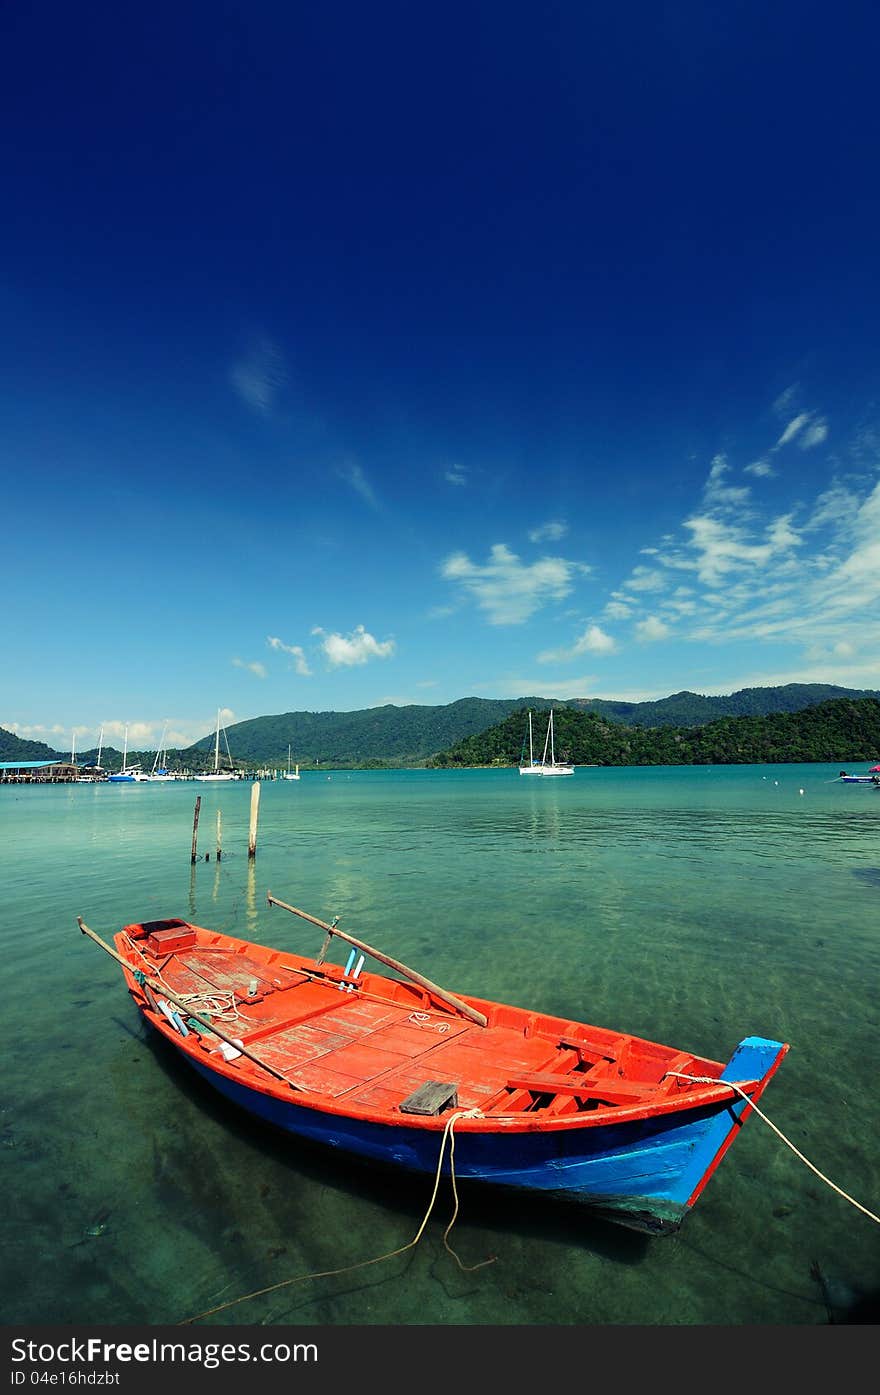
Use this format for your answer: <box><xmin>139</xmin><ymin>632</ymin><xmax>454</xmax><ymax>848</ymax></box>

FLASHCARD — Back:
<box><xmin>177</xmin><ymin>1108</ymin><xmax>494</xmax><ymax>1325</ymax></box>
<box><xmin>667</xmin><ymin>1071</ymin><xmax>880</xmax><ymax>1225</ymax></box>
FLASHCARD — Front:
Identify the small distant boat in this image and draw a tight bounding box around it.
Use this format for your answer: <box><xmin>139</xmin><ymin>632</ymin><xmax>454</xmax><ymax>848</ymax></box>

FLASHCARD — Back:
<box><xmin>79</xmin><ymin>895</ymin><xmax>788</xmax><ymax>1235</ymax></box>
<box><xmin>107</xmin><ymin>725</ymin><xmax>148</xmax><ymax>782</ymax></box>
<box><xmin>283</xmin><ymin>745</ymin><xmax>301</xmax><ymax>781</ymax></box>
<box><xmin>538</xmin><ymin>709</ymin><xmax>574</xmax><ymax>777</ymax></box>
<box><xmin>518</xmin><ymin>711</ymin><xmax>543</xmax><ymax>775</ymax></box>
<box><xmin>194</xmin><ymin>710</ymin><xmax>239</xmax><ymax>782</ymax></box>
<box><xmin>838</xmin><ymin>768</ymin><xmax>880</xmax><ymax>785</ymax></box>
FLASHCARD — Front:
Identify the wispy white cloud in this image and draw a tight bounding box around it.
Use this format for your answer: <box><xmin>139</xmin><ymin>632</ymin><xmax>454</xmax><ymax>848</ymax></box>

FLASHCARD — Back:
<box><xmin>2</xmin><ymin>715</ymin><xmax>242</xmax><ymax>751</ymax></box>
<box><xmin>804</xmin><ymin>482</ymin><xmax>862</xmax><ymax>533</ymax></box>
<box><xmin>643</xmin><ymin>454</ymin><xmax>880</xmax><ymax>664</ymax></box>
<box><xmin>232</xmin><ymin>658</ymin><xmax>267</xmax><ymax>678</ymax></box>
<box><xmin>772</xmin><ymin>383</ymin><xmax>801</xmax><ymax>418</ymax></box>
<box><xmin>103</xmin><ymin>719</ymin><xmax>167</xmax><ymax>745</ymax></box>
<box><xmin>445</xmin><ymin>463</ymin><xmax>468</xmax><ymax>486</ymax></box>
<box><xmin>800</xmin><ymin>417</ymin><xmax>828</xmax><ymax>448</ymax></box>
<box><xmin>681</xmin><ymin>513</ymin><xmax>802</xmax><ymax>587</ymax></box>
<box><xmin>538</xmin><ymin>624</ymin><xmax>616</xmax><ymax>664</ymax></box>
<box><xmin>776</xmin><ymin>412</ymin><xmax>812</xmax><ymax>447</ymax></box>
<box><xmin>622</xmin><ymin>566</ymin><xmax>667</xmax><ymax>594</ymax></box>
<box><xmin>440</xmin><ymin>543</ymin><xmax>590</xmax><ymax>625</ymax></box>
<box><xmin>744</xmin><ymin>458</ymin><xmax>775</xmax><ymax>477</ymax></box>
<box><xmin>704</xmin><ymin>454</ymin><xmax>751</xmax><ymax>509</ymax></box>
<box><xmin>528</xmin><ymin>520</ymin><xmax>568</xmax><ymax>543</ymax></box>
<box><xmin>312</xmin><ymin>624</ymin><xmax>396</xmax><ymax>667</ymax></box>
<box><xmin>634</xmin><ymin>616</ymin><xmax>671</xmax><ymax>642</ymax></box>
<box><xmin>0</xmin><ymin>721</ymin><xmax>70</xmax><ymax>740</ymax></box>
<box><xmin>775</xmin><ymin>410</ymin><xmax>829</xmax><ymax>451</ymax></box>
<box><xmin>604</xmin><ymin>599</ymin><xmax>633</xmax><ymax>620</ymax></box>
<box><xmin>229</xmin><ymin>336</ymin><xmax>286</xmax><ymax>414</ymax></box>
<box><xmin>267</xmin><ymin>635</ymin><xmax>312</xmax><ymax>675</ymax></box>
<box><xmin>338</xmin><ymin>461</ymin><xmax>378</xmax><ymax>508</ymax></box>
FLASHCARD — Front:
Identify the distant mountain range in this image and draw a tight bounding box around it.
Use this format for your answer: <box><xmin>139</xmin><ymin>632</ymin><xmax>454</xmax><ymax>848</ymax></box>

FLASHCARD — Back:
<box><xmin>2</xmin><ymin>684</ymin><xmax>879</xmax><ymax>769</ymax></box>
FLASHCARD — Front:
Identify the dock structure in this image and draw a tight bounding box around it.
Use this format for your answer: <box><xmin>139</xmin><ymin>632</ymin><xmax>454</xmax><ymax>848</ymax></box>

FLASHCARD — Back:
<box><xmin>0</xmin><ymin>760</ymin><xmax>80</xmax><ymax>783</ymax></box>
<box><xmin>0</xmin><ymin>761</ymin><xmax>289</xmax><ymax>784</ymax></box>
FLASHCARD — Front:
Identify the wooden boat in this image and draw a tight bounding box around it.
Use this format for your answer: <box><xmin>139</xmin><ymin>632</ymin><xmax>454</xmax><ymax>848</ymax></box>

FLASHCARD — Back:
<box><xmin>78</xmin><ymin>896</ymin><xmax>788</xmax><ymax>1235</ymax></box>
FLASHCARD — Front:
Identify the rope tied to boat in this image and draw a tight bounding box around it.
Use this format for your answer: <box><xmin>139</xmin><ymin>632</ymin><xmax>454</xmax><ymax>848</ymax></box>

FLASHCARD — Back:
<box><xmin>667</xmin><ymin>1071</ymin><xmax>880</xmax><ymax>1225</ymax></box>
<box><xmin>177</xmin><ymin>1106</ymin><xmax>493</xmax><ymax>1325</ymax></box>
<box><xmin>171</xmin><ymin>990</ymin><xmax>249</xmax><ymax>1024</ymax></box>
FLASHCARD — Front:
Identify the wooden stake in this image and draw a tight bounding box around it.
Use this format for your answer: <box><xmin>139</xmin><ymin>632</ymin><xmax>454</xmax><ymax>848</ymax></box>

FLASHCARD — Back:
<box><xmin>216</xmin><ymin>808</ymin><xmax>222</xmax><ymax>861</ymax></box>
<box><xmin>266</xmin><ymin>891</ymin><xmax>488</xmax><ymax>1028</ymax></box>
<box><xmin>190</xmin><ymin>796</ymin><xmax>201</xmax><ymax>863</ymax></box>
<box><xmin>76</xmin><ymin>916</ymin><xmax>300</xmax><ymax>1088</ymax></box>
<box><xmin>248</xmin><ymin>781</ymin><xmax>260</xmax><ymax>858</ymax></box>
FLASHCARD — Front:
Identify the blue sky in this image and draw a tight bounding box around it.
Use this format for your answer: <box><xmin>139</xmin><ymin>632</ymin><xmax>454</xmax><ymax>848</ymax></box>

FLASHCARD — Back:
<box><xmin>2</xmin><ymin>1</ymin><xmax>879</xmax><ymax>750</ymax></box>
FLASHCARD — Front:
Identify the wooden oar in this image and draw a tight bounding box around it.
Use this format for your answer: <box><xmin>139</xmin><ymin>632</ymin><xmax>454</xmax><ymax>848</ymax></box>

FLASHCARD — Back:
<box><xmin>266</xmin><ymin>891</ymin><xmax>488</xmax><ymax>1028</ymax></box>
<box><xmin>76</xmin><ymin>917</ymin><xmax>301</xmax><ymax>1089</ymax></box>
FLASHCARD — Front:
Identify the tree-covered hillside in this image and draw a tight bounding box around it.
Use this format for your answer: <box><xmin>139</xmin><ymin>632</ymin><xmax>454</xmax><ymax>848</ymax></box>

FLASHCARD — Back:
<box><xmin>571</xmin><ymin>683</ymin><xmax>880</xmax><ymax>728</ymax></box>
<box><xmin>184</xmin><ymin>697</ymin><xmax>557</xmax><ymax>767</ymax></box>
<box><xmin>0</xmin><ymin>728</ymin><xmax>60</xmax><ymax>761</ymax></box>
<box><xmin>428</xmin><ymin>698</ymin><xmax>880</xmax><ymax>767</ymax></box>
<box><xmin>183</xmin><ymin>685</ymin><xmax>880</xmax><ymax>765</ymax></box>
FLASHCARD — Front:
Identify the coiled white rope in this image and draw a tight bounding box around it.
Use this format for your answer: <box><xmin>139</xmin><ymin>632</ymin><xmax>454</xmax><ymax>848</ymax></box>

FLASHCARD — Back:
<box><xmin>178</xmin><ymin>1106</ymin><xmax>492</xmax><ymax>1324</ymax></box>
<box><xmin>668</xmin><ymin>1071</ymin><xmax>880</xmax><ymax>1225</ymax></box>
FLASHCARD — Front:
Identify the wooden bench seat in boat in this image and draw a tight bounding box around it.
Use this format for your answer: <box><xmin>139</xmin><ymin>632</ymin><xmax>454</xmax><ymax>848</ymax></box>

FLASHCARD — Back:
<box><xmin>505</xmin><ymin>1070</ymin><xmax>669</xmax><ymax>1105</ymax></box>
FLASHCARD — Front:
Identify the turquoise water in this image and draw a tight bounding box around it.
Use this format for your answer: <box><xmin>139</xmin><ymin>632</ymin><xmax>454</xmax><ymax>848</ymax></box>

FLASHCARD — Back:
<box><xmin>1</xmin><ymin>765</ymin><xmax>878</xmax><ymax>1326</ymax></box>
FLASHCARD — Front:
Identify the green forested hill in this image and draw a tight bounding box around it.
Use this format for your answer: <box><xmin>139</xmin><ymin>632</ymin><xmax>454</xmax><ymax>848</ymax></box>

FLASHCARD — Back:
<box><xmin>571</xmin><ymin>683</ymin><xmax>880</xmax><ymax>728</ymax></box>
<box><xmin>184</xmin><ymin>685</ymin><xmax>880</xmax><ymax>766</ymax></box>
<box><xmin>428</xmin><ymin>698</ymin><xmax>880</xmax><ymax>767</ymax></box>
<box><xmin>186</xmin><ymin>697</ymin><xmax>557</xmax><ymax>767</ymax></box>
<box><xmin>0</xmin><ymin>729</ymin><xmax>60</xmax><ymax>761</ymax></box>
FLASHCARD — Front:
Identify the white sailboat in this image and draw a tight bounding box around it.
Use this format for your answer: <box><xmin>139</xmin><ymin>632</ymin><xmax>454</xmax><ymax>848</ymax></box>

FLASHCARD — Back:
<box><xmin>108</xmin><ymin>724</ymin><xmax>147</xmax><ymax>781</ymax></box>
<box><xmin>538</xmin><ymin>708</ymin><xmax>574</xmax><ymax>777</ymax></box>
<box><xmin>77</xmin><ymin>724</ymin><xmax>111</xmax><ymax>782</ymax></box>
<box><xmin>145</xmin><ymin>723</ymin><xmax>176</xmax><ymax>781</ymax></box>
<box><xmin>518</xmin><ymin>710</ymin><xmax>543</xmax><ymax>775</ymax></box>
<box><xmin>283</xmin><ymin>745</ymin><xmax>301</xmax><ymax>781</ymax></box>
<box><xmin>194</xmin><ymin>710</ymin><xmax>238</xmax><ymax>782</ymax></box>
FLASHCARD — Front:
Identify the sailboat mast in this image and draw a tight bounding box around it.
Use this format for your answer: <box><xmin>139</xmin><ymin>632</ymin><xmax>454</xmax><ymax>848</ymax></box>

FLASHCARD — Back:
<box><xmin>529</xmin><ymin>711</ymin><xmax>534</xmax><ymax>764</ymax></box>
<box><xmin>122</xmin><ymin>724</ymin><xmax>128</xmax><ymax>774</ymax></box>
<box><xmin>96</xmin><ymin>725</ymin><xmax>104</xmax><ymax>769</ymax></box>
<box><xmin>214</xmin><ymin>709</ymin><xmax>221</xmax><ymax>774</ymax></box>
<box><xmin>152</xmin><ymin>722</ymin><xmax>167</xmax><ymax>776</ymax></box>
<box><xmin>550</xmin><ymin>710</ymin><xmax>555</xmax><ymax>765</ymax></box>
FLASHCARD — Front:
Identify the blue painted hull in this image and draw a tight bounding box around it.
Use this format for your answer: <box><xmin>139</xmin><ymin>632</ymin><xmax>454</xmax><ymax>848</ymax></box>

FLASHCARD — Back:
<box><xmin>174</xmin><ymin>1034</ymin><xmax>785</xmax><ymax>1233</ymax></box>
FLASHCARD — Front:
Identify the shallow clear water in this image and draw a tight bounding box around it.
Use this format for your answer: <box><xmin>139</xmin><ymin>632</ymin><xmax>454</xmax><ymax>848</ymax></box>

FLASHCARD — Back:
<box><xmin>1</xmin><ymin>765</ymin><xmax>878</xmax><ymax>1326</ymax></box>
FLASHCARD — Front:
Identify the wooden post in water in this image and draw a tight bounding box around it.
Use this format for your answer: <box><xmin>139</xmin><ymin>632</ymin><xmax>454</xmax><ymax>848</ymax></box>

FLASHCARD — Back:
<box><xmin>216</xmin><ymin>808</ymin><xmax>222</xmax><ymax>861</ymax></box>
<box><xmin>190</xmin><ymin>796</ymin><xmax>201</xmax><ymax>863</ymax></box>
<box><xmin>248</xmin><ymin>781</ymin><xmax>260</xmax><ymax>858</ymax></box>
